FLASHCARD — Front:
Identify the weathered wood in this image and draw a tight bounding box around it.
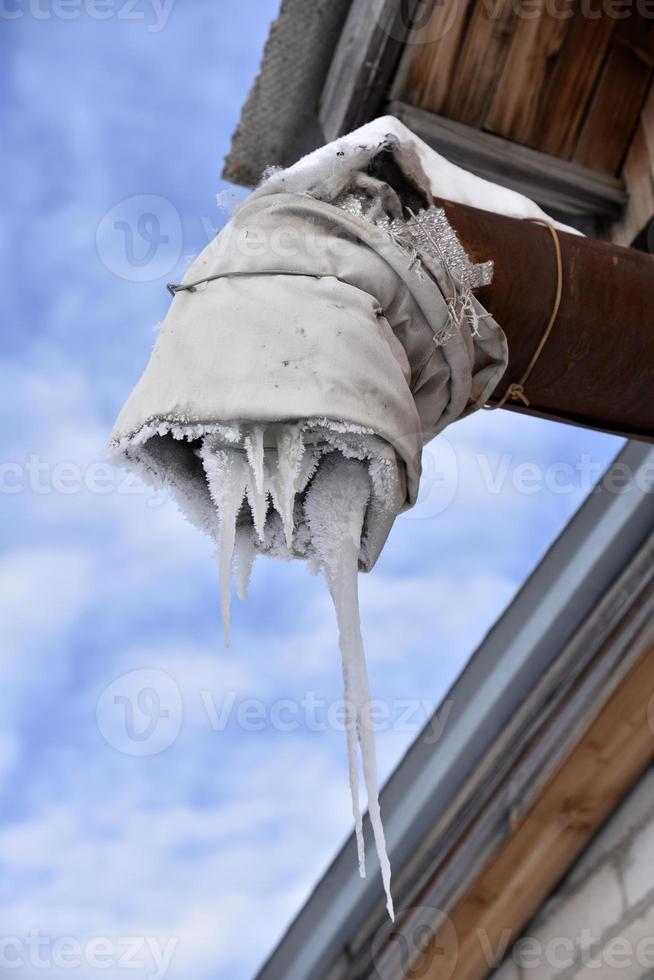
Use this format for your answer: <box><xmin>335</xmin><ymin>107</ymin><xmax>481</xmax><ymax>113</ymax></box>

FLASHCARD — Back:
<box><xmin>484</xmin><ymin>0</ymin><xmax>616</xmax><ymax>158</ymax></box>
<box><xmin>534</xmin><ymin>1</ymin><xmax>617</xmax><ymax>158</ymax></box>
<box><xmin>442</xmin><ymin>0</ymin><xmax>519</xmax><ymax>127</ymax></box>
<box><xmin>390</xmin><ymin>101</ymin><xmax>627</xmax><ymax>222</ymax></box>
<box><xmin>642</xmin><ymin>79</ymin><xmax>654</xmax><ymax>168</ymax></box>
<box><xmin>612</xmin><ymin>84</ymin><xmax>654</xmax><ymax>246</ymax></box>
<box><xmin>420</xmin><ymin>644</ymin><xmax>654</xmax><ymax>980</ymax></box>
<box><xmin>574</xmin><ymin>20</ymin><xmax>654</xmax><ymax>174</ymax></box>
<box><xmin>319</xmin><ymin>0</ymin><xmax>426</xmax><ymax>141</ymax></box>
<box><xmin>575</xmin><ymin>52</ymin><xmax>652</xmax><ymax>176</ymax></box>
<box><xmin>392</xmin><ymin>0</ymin><xmax>472</xmax><ymax>114</ymax></box>
<box><xmin>485</xmin><ymin>0</ymin><xmax>575</xmax><ymax>144</ymax></box>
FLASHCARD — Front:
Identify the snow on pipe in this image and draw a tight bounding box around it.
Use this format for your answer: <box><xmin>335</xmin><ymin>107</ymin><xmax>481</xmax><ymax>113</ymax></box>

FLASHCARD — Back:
<box><xmin>109</xmin><ymin>117</ymin><xmax>521</xmax><ymax>918</ymax></box>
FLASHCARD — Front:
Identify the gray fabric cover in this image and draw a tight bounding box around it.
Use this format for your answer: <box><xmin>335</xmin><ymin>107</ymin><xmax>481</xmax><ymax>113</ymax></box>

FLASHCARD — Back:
<box><xmin>112</xmin><ymin>191</ymin><xmax>506</xmax><ymax>508</ymax></box>
<box><xmin>111</xmin><ymin>121</ymin><xmax>509</xmax><ymax>567</ymax></box>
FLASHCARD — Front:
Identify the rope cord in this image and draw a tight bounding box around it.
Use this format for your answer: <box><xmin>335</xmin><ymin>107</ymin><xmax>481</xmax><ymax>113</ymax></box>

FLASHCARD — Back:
<box><xmin>489</xmin><ymin>217</ymin><xmax>564</xmax><ymax>410</ymax></box>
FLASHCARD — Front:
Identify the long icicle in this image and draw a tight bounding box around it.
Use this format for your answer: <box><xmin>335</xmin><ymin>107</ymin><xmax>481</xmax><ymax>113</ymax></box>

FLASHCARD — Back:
<box><xmin>275</xmin><ymin>424</ymin><xmax>305</xmax><ymax>549</ymax></box>
<box><xmin>201</xmin><ymin>433</ymin><xmax>394</xmax><ymax>918</ymax></box>
<box><xmin>244</xmin><ymin>426</ymin><xmax>268</xmax><ymax>542</ymax></box>
<box><xmin>234</xmin><ymin>526</ymin><xmax>256</xmax><ymax>601</ymax></box>
<box><xmin>326</xmin><ymin>543</ymin><xmax>394</xmax><ymax>919</ymax></box>
<box><xmin>200</xmin><ymin>445</ymin><xmax>248</xmax><ymax>646</ymax></box>
<box><xmin>304</xmin><ymin>454</ymin><xmax>394</xmax><ymax>919</ymax></box>
<box><xmin>330</xmin><ymin>554</ymin><xmax>367</xmax><ymax>879</ymax></box>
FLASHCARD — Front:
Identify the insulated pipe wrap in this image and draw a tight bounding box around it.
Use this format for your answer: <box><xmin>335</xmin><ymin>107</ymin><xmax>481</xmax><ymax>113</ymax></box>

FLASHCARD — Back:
<box><xmin>115</xmin><ymin>270</ymin><xmax>423</xmax><ymax>500</ymax></box>
<box><xmin>113</xmin><ymin>191</ymin><xmax>506</xmax><ymax>507</ymax></box>
<box><xmin>111</xmin><ymin>117</ymin><xmax>511</xmax><ymax>565</ymax></box>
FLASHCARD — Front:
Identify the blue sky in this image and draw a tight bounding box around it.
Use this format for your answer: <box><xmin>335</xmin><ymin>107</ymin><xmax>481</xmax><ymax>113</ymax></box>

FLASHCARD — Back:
<box><xmin>1</xmin><ymin>3</ymin><xmax>625</xmax><ymax>978</ymax></box>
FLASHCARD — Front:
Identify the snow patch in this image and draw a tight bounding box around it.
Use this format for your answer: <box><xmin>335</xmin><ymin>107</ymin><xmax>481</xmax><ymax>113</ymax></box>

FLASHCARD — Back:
<box><xmin>254</xmin><ymin>115</ymin><xmax>581</xmax><ymax>236</ymax></box>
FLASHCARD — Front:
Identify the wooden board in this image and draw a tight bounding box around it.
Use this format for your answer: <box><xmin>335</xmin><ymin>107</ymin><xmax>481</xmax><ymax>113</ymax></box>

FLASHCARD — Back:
<box><xmin>612</xmin><ymin>84</ymin><xmax>654</xmax><ymax>246</ymax></box>
<box><xmin>395</xmin><ymin>1</ymin><xmax>651</xmax><ymax>177</ymax></box>
<box><xmin>391</xmin><ymin>101</ymin><xmax>627</xmax><ymax>222</ymax></box>
<box><xmin>320</xmin><ymin>0</ymin><xmax>425</xmax><ymax>140</ymax></box>
<box><xmin>394</xmin><ymin>0</ymin><xmax>473</xmax><ymax>114</ymax></box>
<box><xmin>417</xmin><ymin>644</ymin><xmax>654</xmax><ymax>980</ymax></box>
<box><xmin>574</xmin><ymin>19</ymin><xmax>654</xmax><ymax>174</ymax></box>
<box><xmin>441</xmin><ymin>0</ymin><xmax>519</xmax><ymax>128</ymax></box>
<box><xmin>486</xmin><ymin>0</ymin><xmax>616</xmax><ymax>155</ymax></box>
<box><xmin>472</xmin><ymin>0</ymin><xmax>575</xmax><ymax>144</ymax></box>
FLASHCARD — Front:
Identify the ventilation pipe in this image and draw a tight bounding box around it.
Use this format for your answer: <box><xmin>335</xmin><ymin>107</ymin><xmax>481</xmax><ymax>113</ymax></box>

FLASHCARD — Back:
<box><xmin>110</xmin><ymin>117</ymin><xmax>570</xmax><ymax>917</ymax></box>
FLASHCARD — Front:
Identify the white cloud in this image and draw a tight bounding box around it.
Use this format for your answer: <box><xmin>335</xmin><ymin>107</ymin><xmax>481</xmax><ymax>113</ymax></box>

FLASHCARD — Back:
<box><xmin>0</xmin><ymin>739</ymin><xmax>351</xmax><ymax>980</ymax></box>
<box><xmin>0</xmin><ymin>546</ymin><xmax>92</xmax><ymax>651</ymax></box>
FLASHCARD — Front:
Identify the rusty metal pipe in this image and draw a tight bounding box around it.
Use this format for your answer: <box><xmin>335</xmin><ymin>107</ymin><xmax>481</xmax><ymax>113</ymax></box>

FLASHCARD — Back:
<box><xmin>436</xmin><ymin>198</ymin><xmax>654</xmax><ymax>442</ymax></box>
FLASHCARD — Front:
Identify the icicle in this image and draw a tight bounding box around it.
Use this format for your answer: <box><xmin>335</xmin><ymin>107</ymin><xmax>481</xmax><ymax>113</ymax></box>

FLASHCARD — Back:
<box><xmin>333</xmin><ymin>559</ymin><xmax>394</xmax><ymax>919</ymax></box>
<box><xmin>196</xmin><ymin>428</ymin><xmax>394</xmax><ymax>917</ymax></box>
<box><xmin>304</xmin><ymin>454</ymin><xmax>394</xmax><ymax>919</ymax></box>
<box><xmin>234</xmin><ymin>526</ymin><xmax>256</xmax><ymax>601</ymax></box>
<box><xmin>245</xmin><ymin>426</ymin><xmax>268</xmax><ymax>542</ymax></box>
<box><xmin>294</xmin><ymin>447</ymin><xmax>320</xmax><ymax>495</ymax></box>
<box><xmin>265</xmin><ymin>456</ymin><xmax>282</xmax><ymax>541</ymax></box>
<box><xmin>343</xmin><ymin>668</ymin><xmax>366</xmax><ymax>878</ymax></box>
<box><xmin>274</xmin><ymin>424</ymin><xmax>305</xmax><ymax>549</ymax></box>
<box><xmin>200</xmin><ymin>444</ymin><xmax>248</xmax><ymax>646</ymax></box>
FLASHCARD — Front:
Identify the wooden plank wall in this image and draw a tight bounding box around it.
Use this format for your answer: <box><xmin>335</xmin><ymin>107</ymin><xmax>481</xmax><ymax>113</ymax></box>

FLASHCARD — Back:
<box><xmin>395</xmin><ymin>0</ymin><xmax>654</xmax><ymax>178</ymax></box>
<box><xmin>419</xmin><ymin>642</ymin><xmax>654</xmax><ymax>980</ymax></box>
<box><xmin>613</xmin><ymin>84</ymin><xmax>654</xmax><ymax>245</ymax></box>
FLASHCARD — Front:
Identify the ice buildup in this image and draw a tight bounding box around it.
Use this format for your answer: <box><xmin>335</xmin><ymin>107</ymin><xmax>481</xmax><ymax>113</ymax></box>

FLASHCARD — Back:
<box><xmin>197</xmin><ymin>423</ymin><xmax>396</xmax><ymax>918</ymax></box>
